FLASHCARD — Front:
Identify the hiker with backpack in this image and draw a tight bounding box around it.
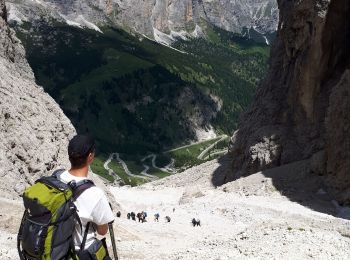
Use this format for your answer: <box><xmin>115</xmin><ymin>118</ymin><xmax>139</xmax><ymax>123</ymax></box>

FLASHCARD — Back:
<box><xmin>142</xmin><ymin>211</ymin><xmax>147</xmax><ymax>222</ymax></box>
<box><xmin>154</xmin><ymin>213</ymin><xmax>160</xmax><ymax>222</ymax></box>
<box><xmin>137</xmin><ymin>212</ymin><xmax>142</xmax><ymax>222</ymax></box>
<box><xmin>18</xmin><ymin>135</ymin><xmax>116</xmax><ymax>260</ymax></box>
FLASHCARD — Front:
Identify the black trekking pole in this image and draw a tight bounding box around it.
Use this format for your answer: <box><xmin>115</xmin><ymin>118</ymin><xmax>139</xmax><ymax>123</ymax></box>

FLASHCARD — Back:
<box><xmin>108</xmin><ymin>221</ymin><xmax>119</xmax><ymax>260</ymax></box>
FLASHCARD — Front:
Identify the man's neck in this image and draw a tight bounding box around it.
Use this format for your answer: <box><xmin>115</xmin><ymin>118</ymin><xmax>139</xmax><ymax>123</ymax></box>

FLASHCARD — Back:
<box><xmin>69</xmin><ymin>166</ymin><xmax>89</xmax><ymax>178</ymax></box>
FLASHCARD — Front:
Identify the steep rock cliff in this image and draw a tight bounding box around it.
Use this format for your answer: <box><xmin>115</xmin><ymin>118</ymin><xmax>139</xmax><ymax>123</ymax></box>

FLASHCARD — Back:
<box><xmin>0</xmin><ymin>0</ymin><xmax>75</xmax><ymax>199</ymax></box>
<box><xmin>228</xmin><ymin>0</ymin><xmax>350</xmax><ymax>204</ymax></box>
<box><xmin>6</xmin><ymin>0</ymin><xmax>278</xmax><ymax>43</ymax></box>
<box><xmin>115</xmin><ymin>0</ymin><xmax>278</xmax><ymax>41</ymax></box>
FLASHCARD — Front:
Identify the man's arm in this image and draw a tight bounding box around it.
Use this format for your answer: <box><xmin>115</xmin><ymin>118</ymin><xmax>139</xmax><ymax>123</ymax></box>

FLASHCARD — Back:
<box><xmin>91</xmin><ymin>189</ymin><xmax>115</xmax><ymax>236</ymax></box>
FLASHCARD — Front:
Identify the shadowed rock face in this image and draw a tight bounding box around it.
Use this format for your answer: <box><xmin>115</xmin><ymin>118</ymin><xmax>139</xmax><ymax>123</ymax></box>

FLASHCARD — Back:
<box><xmin>0</xmin><ymin>1</ymin><xmax>5</xmax><ymax>21</ymax></box>
<box><xmin>0</xmin><ymin>0</ymin><xmax>75</xmax><ymax>199</ymax></box>
<box><xmin>228</xmin><ymin>0</ymin><xmax>350</xmax><ymax>204</ymax></box>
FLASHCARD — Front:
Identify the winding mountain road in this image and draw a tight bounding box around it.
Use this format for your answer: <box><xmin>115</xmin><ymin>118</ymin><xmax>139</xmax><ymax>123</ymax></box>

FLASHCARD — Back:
<box><xmin>197</xmin><ymin>135</ymin><xmax>228</xmax><ymax>160</ymax></box>
<box><xmin>114</xmin><ymin>153</ymin><xmax>151</xmax><ymax>180</ymax></box>
<box><xmin>104</xmin><ymin>153</ymin><xmax>151</xmax><ymax>180</ymax></box>
<box><xmin>141</xmin><ymin>154</ymin><xmax>176</xmax><ymax>174</ymax></box>
<box><xmin>103</xmin><ymin>135</ymin><xmax>225</xmax><ymax>182</ymax></box>
<box><xmin>165</xmin><ymin>140</ymin><xmax>211</xmax><ymax>153</ymax></box>
<box><xmin>202</xmin><ymin>150</ymin><xmax>227</xmax><ymax>160</ymax></box>
<box><xmin>140</xmin><ymin>164</ymin><xmax>159</xmax><ymax>179</ymax></box>
<box><xmin>103</xmin><ymin>153</ymin><xmax>121</xmax><ymax>181</ymax></box>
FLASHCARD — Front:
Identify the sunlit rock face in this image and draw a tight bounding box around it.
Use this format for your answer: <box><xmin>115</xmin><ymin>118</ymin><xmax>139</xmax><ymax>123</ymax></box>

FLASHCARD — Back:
<box><xmin>0</xmin><ymin>0</ymin><xmax>75</xmax><ymax>199</ymax></box>
<box><xmin>6</xmin><ymin>0</ymin><xmax>278</xmax><ymax>43</ymax></box>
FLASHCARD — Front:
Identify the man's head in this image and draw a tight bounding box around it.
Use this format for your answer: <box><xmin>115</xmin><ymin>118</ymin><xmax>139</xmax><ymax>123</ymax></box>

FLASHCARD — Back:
<box><xmin>68</xmin><ymin>135</ymin><xmax>95</xmax><ymax>169</ymax></box>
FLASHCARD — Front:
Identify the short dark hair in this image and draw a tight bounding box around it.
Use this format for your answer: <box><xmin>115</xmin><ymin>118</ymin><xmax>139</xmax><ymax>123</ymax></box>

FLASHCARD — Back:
<box><xmin>68</xmin><ymin>135</ymin><xmax>95</xmax><ymax>169</ymax></box>
<box><xmin>69</xmin><ymin>156</ymin><xmax>89</xmax><ymax>169</ymax></box>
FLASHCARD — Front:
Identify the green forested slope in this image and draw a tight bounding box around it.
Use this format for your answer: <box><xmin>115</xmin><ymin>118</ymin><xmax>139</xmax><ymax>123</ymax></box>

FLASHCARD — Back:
<box><xmin>15</xmin><ymin>23</ymin><xmax>269</xmax><ymax>154</ymax></box>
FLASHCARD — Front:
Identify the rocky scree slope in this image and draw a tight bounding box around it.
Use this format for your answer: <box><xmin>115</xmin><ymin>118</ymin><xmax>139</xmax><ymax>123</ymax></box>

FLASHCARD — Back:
<box><xmin>6</xmin><ymin>0</ymin><xmax>278</xmax><ymax>43</ymax></box>
<box><xmin>228</xmin><ymin>0</ymin><xmax>350</xmax><ymax>205</ymax></box>
<box><xmin>0</xmin><ymin>0</ymin><xmax>75</xmax><ymax>199</ymax></box>
<box><xmin>109</xmin><ymin>158</ymin><xmax>350</xmax><ymax>259</ymax></box>
<box><xmin>2</xmin><ymin>158</ymin><xmax>350</xmax><ymax>259</ymax></box>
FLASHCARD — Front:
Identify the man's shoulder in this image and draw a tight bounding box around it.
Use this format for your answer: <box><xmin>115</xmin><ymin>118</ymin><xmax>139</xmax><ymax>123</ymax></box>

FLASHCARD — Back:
<box><xmin>59</xmin><ymin>170</ymin><xmax>88</xmax><ymax>183</ymax></box>
<box><xmin>78</xmin><ymin>185</ymin><xmax>113</xmax><ymax>219</ymax></box>
<box><xmin>79</xmin><ymin>185</ymin><xmax>105</xmax><ymax>199</ymax></box>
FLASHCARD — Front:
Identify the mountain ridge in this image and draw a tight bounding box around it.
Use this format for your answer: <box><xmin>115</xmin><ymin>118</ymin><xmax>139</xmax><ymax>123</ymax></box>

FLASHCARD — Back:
<box><xmin>6</xmin><ymin>0</ymin><xmax>278</xmax><ymax>44</ymax></box>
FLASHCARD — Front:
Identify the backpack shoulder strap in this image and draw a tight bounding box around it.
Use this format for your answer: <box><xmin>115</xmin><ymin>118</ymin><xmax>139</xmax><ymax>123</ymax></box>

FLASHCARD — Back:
<box><xmin>80</xmin><ymin>222</ymin><xmax>91</xmax><ymax>251</ymax></box>
<box><xmin>70</xmin><ymin>180</ymin><xmax>95</xmax><ymax>238</ymax></box>
<box><xmin>52</xmin><ymin>169</ymin><xmax>65</xmax><ymax>178</ymax></box>
<box><xmin>50</xmin><ymin>169</ymin><xmax>95</xmax><ymax>200</ymax></box>
<box><xmin>71</xmin><ymin>179</ymin><xmax>95</xmax><ymax>200</ymax></box>
<box><xmin>35</xmin><ymin>169</ymin><xmax>69</xmax><ymax>191</ymax></box>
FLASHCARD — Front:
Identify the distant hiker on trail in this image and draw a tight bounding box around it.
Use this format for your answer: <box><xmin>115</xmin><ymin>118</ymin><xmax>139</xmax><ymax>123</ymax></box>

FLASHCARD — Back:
<box><xmin>17</xmin><ymin>135</ymin><xmax>114</xmax><ymax>259</ymax></box>
<box><xmin>131</xmin><ymin>212</ymin><xmax>136</xmax><ymax>221</ymax></box>
<box><xmin>137</xmin><ymin>212</ymin><xmax>142</xmax><ymax>222</ymax></box>
<box><xmin>154</xmin><ymin>213</ymin><xmax>160</xmax><ymax>222</ymax></box>
<box><xmin>137</xmin><ymin>211</ymin><xmax>147</xmax><ymax>223</ymax></box>
<box><xmin>117</xmin><ymin>211</ymin><xmax>121</xmax><ymax>218</ymax></box>
<box><xmin>127</xmin><ymin>213</ymin><xmax>131</xmax><ymax>220</ymax></box>
<box><xmin>192</xmin><ymin>218</ymin><xmax>201</xmax><ymax>227</ymax></box>
<box><xmin>165</xmin><ymin>216</ymin><xmax>171</xmax><ymax>223</ymax></box>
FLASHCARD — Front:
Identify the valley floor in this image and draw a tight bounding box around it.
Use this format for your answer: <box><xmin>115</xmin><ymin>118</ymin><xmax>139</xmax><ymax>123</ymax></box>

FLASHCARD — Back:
<box><xmin>1</xmin><ymin>158</ymin><xmax>350</xmax><ymax>259</ymax></box>
<box><xmin>95</xmin><ymin>135</ymin><xmax>229</xmax><ymax>186</ymax></box>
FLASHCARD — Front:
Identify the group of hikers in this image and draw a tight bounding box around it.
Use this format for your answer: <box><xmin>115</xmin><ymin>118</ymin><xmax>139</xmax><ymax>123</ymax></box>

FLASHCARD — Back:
<box><xmin>120</xmin><ymin>211</ymin><xmax>172</xmax><ymax>223</ymax></box>
<box><xmin>117</xmin><ymin>211</ymin><xmax>201</xmax><ymax>227</ymax></box>
<box><xmin>125</xmin><ymin>211</ymin><xmax>148</xmax><ymax>222</ymax></box>
<box><xmin>192</xmin><ymin>218</ymin><xmax>201</xmax><ymax>227</ymax></box>
<box><xmin>17</xmin><ymin>135</ymin><xmax>201</xmax><ymax>260</ymax></box>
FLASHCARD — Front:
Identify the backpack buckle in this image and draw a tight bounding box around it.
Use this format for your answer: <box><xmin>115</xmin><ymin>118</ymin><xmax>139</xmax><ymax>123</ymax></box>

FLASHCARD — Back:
<box><xmin>68</xmin><ymin>181</ymin><xmax>77</xmax><ymax>189</ymax></box>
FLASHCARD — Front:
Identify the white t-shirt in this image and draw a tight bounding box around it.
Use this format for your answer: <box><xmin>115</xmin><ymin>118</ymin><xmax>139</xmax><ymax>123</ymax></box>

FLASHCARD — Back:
<box><xmin>58</xmin><ymin>170</ymin><xmax>115</xmax><ymax>250</ymax></box>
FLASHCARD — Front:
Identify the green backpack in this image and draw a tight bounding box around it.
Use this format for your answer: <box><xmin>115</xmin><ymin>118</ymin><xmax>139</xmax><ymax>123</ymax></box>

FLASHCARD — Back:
<box><xmin>17</xmin><ymin>169</ymin><xmax>95</xmax><ymax>260</ymax></box>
